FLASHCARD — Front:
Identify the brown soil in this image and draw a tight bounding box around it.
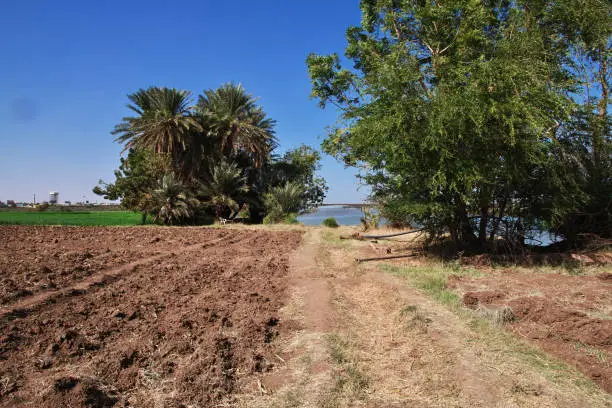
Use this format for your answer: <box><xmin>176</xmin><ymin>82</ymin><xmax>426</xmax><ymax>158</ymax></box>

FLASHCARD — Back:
<box><xmin>0</xmin><ymin>226</ymin><xmax>237</xmax><ymax>305</ymax></box>
<box><xmin>0</xmin><ymin>226</ymin><xmax>302</xmax><ymax>407</ymax></box>
<box><xmin>453</xmin><ymin>269</ymin><xmax>612</xmax><ymax>392</ymax></box>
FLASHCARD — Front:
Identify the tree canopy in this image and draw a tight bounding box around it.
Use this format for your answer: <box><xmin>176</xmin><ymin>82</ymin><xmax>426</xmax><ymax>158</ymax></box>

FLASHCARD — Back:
<box><xmin>308</xmin><ymin>0</ymin><xmax>610</xmax><ymax>249</ymax></box>
<box><xmin>95</xmin><ymin>83</ymin><xmax>327</xmax><ymax>224</ymax></box>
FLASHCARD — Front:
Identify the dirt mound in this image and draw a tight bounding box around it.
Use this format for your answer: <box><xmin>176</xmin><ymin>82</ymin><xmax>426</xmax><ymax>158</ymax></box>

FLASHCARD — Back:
<box><xmin>462</xmin><ymin>291</ymin><xmax>505</xmax><ymax>308</ymax></box>
<box><xmin>459</xmin><ymin>251</ymin><xmax>612</xmax><ymax>268</ymax></box>
<box><xmin>0</xmin><ymin>226</ymin><xmax>302</xmax><ymax>407</ymax></box>
<box><xmin>508</xmin><ymin>296</ymin><xmax>612</xmax><ymax>392</ymax></box>
<box><xmin>597</xmin><ymin>272</ymin><xmax>612</xmax><ymax>281</ymax></box>
<box><xmin>450</xmin><ymin>269</ymin><xmax>612</xmax><ymax>392</ymax></box>
<box><xmin>508</xmin><ymin>297</ymin><xmax>612</xmax><ymax>347</ymax></box>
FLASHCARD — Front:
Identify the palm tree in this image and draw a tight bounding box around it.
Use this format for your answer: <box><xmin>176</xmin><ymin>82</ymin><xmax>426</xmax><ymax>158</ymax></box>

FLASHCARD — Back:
<box><xmin>113</xmin><ymin>87</ymin><xmax>202</xmax><ymax>157</ymax></box>
<box><xmin>199</xmin><ymin>161</ymin><xmax>249</xmax><ymax>218</ymax></box>
<box><xmin>150</xmin><ymin>173</ymin><xmax>199</xmax><ymax>225</ymax></box>
<box><xmin>265</xmin><ymin>182</ymin><xmax>304</xmax><ymax>214</ymax></box>
<box><xmin>196</xmin><ymin>83</ymin><xmax>277</xmax><ymax>167</ymax></box>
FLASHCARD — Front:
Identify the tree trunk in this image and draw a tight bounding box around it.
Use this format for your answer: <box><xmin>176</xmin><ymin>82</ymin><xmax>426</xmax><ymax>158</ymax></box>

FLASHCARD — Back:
<box><xmin>454</xmin><ymin>196</ymin><xmax>478</xmax><ymax>248</ymax></box>
<box><xmin>490</xmin><ymin>195</ymin><xmax>507</xmax><ymax>241</ymax></box>
<box><xmin>478</xmin><ymin>206</ymin><xmax>489</xmax><ymax>248</ymax></box>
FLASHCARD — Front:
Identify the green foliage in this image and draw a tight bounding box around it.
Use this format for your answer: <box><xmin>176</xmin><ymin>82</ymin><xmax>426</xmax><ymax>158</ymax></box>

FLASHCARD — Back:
<box><xmin>262</xmin><ymin>212</ymin><xmax>280</xmax><ymax>225</ymax></box>
<box><xmin>284</xmin><ymin>213</ymin><xmax>300</xmax><ymax>225</ymax></box>
<box><xmin>307</xmin><ymin>0</ymin><xmax>611</xmax><ymax>249</ymax></box>
<box><xmin>150</xmin><ymin>173</ymin><xmax>199</xmax><ymax>225</ymax></box>
<box><xmin>264</xmin><ymin>182</ymin><xmax>304</xmax><ymax>215</ymax></box>
<box><xmin>93</xmin><ymin>149</ymin><xmax>170</xmax><ymax>223</ymax></box>
<box><xmin>322</xmin><ymin>217</ymin><xmax>339</xmax><ymax>228</ymax></box>
<box><xmin>199</xmin><ymin>161</ymin><xmax>249</xmax><ymax>218</ymax></box>
<box><xmin>100</xmin><ymin>83</ymin><xmax>325</xmax><ymax>225</ymax></box>
<box><xmin>264</xmin><ymin>145</ymin><xmax>328</xmax><ymax>211</ymax></box>
<box><xmin>263</xmin><ymin>212</ymin><xmax>300</xmax><ymax>225</ymax></box>
<box><xmin>197</xmin><ymin>83</ymin><xmax>277</xmax><ymax>168</ymax></box>
<box><xmin>112</xmin><ymin>88</ymin><xmax>202</xmax><ymax>178</ymax></box>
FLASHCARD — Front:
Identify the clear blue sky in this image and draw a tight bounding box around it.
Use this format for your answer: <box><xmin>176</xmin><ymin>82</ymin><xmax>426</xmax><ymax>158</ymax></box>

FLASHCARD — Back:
<box><xmin>0</xmin><ymin>0</ymin><xmax>369</xmax><ymax>204</ymax></box>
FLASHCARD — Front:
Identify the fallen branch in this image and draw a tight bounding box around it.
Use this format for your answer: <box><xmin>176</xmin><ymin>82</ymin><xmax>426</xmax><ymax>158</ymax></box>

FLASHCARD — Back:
<box><xmin>363</xmin><ymin>229</ymin><xmax>424</xmax><ymax>239</ymax></box>
<box><xmin>340</xmin><ymin>229</ymin><xmax>425</xmax><ymax>241</ymax></box>
<box><xmin>356</xmin><ymin>253</ymin><xmax>417</xmax><ymax>263</ymax></box>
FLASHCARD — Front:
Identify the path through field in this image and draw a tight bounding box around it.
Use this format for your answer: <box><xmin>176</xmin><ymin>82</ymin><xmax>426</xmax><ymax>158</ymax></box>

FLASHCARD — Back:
<box><xmin>239</xmin><ymin>229</ymin><xmax>611</xmax><ymax>408</ymax></box>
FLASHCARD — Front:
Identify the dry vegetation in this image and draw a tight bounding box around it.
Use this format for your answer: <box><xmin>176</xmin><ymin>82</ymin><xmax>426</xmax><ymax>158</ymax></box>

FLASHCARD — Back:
<box><xmin>239</xmin><ymin>226</ymin><xmax>611</xmax><ymax>407</ymax></box>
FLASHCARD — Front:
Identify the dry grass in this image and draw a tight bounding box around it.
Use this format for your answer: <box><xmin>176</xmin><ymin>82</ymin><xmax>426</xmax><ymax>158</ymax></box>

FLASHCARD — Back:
<box><xmin>236</xmin><ymin>227</ymin><xmax>612</xmax><ymax>407</ymax></box>
<box><xmin>382</xmin><ymin>260</ymin><xmax>611</xmax><ymax>406</ymax></box>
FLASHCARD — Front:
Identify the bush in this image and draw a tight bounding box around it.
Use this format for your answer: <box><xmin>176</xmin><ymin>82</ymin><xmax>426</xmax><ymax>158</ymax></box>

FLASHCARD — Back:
<box><xmin>264</xmin><ymin>182</ymin><xmax>304</xmax><ymax>215</ymax></box>
<box><xmin>284</xmin><ymin>213</ymin><xmax>300</xmax><ymax>225</ymax></box>
<box><xmin>263</xmin><ymin>211</ymin><xmax>300</xmax><ymax>225</ymax></box>
<box><xmin>360</xmin><ymin>206</ymin><xmax>380</xmax><ymax>231</ymax></box>
<box><xmin>263</xmin><ymin>211</ymin><xmax>283</xmax><ymax>225</ymax></box>
<box><xmin>322</xmin><ymin>217</ymin><xmax>339</xmax><ymax>228</ymax></box>
<box><xmin>38</xmin><ymin>202</ymin><xmax>50</xmax><ymax>212</ymax></box>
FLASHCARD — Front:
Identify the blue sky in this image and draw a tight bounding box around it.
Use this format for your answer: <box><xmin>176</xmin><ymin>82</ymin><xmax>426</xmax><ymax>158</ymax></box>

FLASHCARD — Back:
<box><xmin>0</xmin><ymin>0</ymin><xmax>368</xmax><ymax>203</ymax></box>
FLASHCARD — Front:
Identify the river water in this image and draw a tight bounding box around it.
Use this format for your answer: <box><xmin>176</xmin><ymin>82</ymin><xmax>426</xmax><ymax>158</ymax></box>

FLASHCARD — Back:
<box><xmin>297</xmin><ymin>206</ymin><xmax>558</xmax><ymax>246</ymax></box>
<box><xmin>297</xmin><ymin>206</ymin><xmax>366</xmax><ymax>226</ymax></box>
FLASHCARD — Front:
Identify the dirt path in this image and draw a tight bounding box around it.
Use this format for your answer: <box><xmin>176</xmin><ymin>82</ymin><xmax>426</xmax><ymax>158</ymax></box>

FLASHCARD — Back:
<box><xmin>239</xmin><ymin>228</ymin><xmax>612</xmax><ymax>407</ymax></box>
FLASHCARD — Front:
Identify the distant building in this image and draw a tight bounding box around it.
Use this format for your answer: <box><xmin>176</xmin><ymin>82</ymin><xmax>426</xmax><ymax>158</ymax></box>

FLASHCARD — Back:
<box><xmin>49</xmin><ymin>191</ymin><xmax>59</xmax><ymax>204</ymax></box>
<box><xmin>64</xmin><ymin>201</ymin><xmax>71</xmax><ymax>206</ymax></box>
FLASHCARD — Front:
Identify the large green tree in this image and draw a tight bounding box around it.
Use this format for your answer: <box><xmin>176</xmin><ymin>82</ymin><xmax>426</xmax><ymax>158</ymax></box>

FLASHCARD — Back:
<box><xmin>307</xmin><ymin>0</ymin><xmax>608</xmax><ymax>249</ymax></box>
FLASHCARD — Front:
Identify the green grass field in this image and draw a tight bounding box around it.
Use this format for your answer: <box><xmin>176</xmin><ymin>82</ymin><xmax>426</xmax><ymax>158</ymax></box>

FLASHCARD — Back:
<box><xmin>0</xmin><ymin>211</ymin><xmax>145</xmax><ymax>226</ymax></box>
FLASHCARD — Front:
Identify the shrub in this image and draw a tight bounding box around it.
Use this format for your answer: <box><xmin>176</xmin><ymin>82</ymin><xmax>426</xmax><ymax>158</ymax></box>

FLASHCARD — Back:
<box><xmin>38</xmin><ymin>202</ymin><xmax>50</xmax><ymax>212</ymax></box>
<box><xmin>263</xmin><ymin>210</ymin><xmax>282</xmax><ymax>225</ymax></box>
<box><xmin>264</xmin><ymin>182</ymin><xmax>304</xmax><ymax>215</ymax></box>
<box><xmin>150</xmin><ymin>174</ymin><xmax>199</xmax><ymax>225</ymax></box>
<box><xmin>322</xmin><ymin>217</ymin><xmax>339</xmax><ymax>228</ymax></box>
<box><xmin>360</xmin><ymin>207</ymin><xmax>380</xmax><ymax>231</ymax></box>
<box><xmin>284</xmin><ymin>213</ymin><xmax>300</xmax><ymax>225</ymax></box>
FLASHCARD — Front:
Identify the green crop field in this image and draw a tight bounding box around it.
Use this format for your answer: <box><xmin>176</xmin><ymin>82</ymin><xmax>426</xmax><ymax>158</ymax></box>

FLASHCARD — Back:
<box><xmin>0</xmin><ymin>211</ymin><xmax>145</xmax><ymax>226</ymax></box>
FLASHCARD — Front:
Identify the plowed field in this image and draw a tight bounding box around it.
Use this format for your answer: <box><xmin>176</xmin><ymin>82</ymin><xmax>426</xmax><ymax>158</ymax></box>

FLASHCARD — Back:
<box><xmin>0</xmin><ymin>226</ymin><xmax>302</xmax><ymax>407</ymax></box>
